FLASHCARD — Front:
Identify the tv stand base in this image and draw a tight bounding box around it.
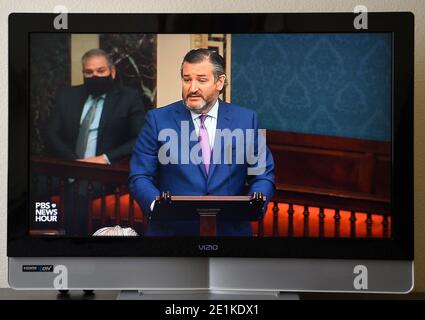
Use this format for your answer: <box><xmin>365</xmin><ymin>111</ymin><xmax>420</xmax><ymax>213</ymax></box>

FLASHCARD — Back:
<box><xmin>117</xmin><ymin>290</ymin><xmax>299</xmax><ymax>300</ymax></box>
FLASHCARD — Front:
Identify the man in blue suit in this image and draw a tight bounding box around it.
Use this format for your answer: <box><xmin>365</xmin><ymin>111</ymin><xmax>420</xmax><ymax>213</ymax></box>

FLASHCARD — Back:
<box><xmin>129</xmin><ymin>49</ymin><xmax>275</xmax><ymax>236</ymax></box>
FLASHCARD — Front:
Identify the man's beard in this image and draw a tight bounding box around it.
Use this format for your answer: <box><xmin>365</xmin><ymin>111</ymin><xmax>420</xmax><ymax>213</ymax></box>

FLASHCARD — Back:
<box><xmin>183</xmin><ymin>95</ymin><xmax>212</xmax><ymax>114</ymax></box>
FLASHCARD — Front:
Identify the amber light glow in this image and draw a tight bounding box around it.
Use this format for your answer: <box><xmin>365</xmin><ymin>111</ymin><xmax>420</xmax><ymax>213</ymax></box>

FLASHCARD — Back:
<box><xmin>252</xmin><ymin>203</ymin><xmax>391</xmax><ymax>238</ymax></box>
<box><xmin>81</xmin><ymin>194</ymin><xmax>392</xmax><ymax>238</ymax></box>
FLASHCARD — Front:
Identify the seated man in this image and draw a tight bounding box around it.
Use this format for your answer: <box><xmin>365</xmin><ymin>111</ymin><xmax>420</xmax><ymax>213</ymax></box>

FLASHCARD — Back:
<box><xmin>129</xmin><ymin>49</ymin><xmax>275</xmax><ymax>236</ymax></box>
<box><xmin>42</xmin><ymin>48</ymin><xmax>146</xmax><ymax>236</ymax></box>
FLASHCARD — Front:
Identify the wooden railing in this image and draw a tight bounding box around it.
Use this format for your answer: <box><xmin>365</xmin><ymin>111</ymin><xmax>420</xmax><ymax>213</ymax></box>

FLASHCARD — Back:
<box><xmin>255</xmin><ymin>130</ymin><xmax>391</xmax><ymax>238</ymax></box>
<box><xmin>267</xmin><ymin>130</ymin><xmax>391</xmax><ymax>198</ymax></box>
<box><xmin>255</xmin><ymin>183</ymin><xmax>390</xmax><ymax>238</ymax></box>
<box><xmin>31</xmin><ymin>157</ymin><xmax>146</xmax><ymax>236</ymax></box>
<box><xmin>32</xmin><ymin>128</ymin><xmax>392</xmax><ymax>237</ymax></box>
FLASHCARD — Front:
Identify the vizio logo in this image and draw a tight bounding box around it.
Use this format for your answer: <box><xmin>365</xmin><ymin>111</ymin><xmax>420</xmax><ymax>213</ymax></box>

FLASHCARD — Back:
<box><xmin>198</xmin><ymin>244</ymin><xmax>219</xmax><ymax>251</ymax></box>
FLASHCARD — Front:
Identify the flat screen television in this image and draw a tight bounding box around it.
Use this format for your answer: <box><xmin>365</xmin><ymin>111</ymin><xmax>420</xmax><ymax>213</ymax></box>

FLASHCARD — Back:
<box><xmin>8</xmin><ymin>12</ymin><xmax>414</xmax><ymax>297</ymax></box>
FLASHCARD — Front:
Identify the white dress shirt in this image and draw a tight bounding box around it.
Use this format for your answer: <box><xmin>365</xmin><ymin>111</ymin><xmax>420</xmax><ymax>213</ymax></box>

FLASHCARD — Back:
<box><xmin>79</xmin><ymin>94</ymin><xmax>106</xmax><ymax>158</ymax></box>
<box><xmin>189</xmin><ymin>99</ymin><xmax>219</xmax><ymax>148</ymax></box>
<box><xmin>79</xmin><ymin>93</ymin><xmax>111</xmax><ymax>164</ymax></box>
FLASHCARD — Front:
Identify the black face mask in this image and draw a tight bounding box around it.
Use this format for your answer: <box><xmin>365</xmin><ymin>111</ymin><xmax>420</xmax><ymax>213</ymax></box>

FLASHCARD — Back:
<box><xmin>83</xmin><ymin>75</ymin><xmax>114</xmax><ymax>97</ymax></box>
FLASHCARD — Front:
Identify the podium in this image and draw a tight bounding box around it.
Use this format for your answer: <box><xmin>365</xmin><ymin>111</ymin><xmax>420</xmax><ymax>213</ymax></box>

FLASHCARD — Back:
<box><xmin>151</xmin><ymin>192</ymin><xmax>266</xmax><ymax>236</ymax></box>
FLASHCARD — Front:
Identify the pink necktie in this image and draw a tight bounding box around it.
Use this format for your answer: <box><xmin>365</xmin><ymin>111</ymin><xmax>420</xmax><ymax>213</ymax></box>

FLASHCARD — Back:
<box><xmin>199</xmin><ymin>114</ymin><xmax>211</xmax><ymax>175</ymax></box>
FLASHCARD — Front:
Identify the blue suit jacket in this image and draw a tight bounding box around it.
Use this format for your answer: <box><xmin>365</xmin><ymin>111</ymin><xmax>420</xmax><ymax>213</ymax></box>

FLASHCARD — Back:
<box><xmin>129</xmin><ymin>100</ymin><xmax>275</xmax><ymax>236</ymax></box>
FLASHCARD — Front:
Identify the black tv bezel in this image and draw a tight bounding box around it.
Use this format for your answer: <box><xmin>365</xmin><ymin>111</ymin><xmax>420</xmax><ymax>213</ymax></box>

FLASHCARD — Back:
<box><xmin>8</xmin><ymin>12</ymin><xmax>414</xmax><ymax>259</ymax></box>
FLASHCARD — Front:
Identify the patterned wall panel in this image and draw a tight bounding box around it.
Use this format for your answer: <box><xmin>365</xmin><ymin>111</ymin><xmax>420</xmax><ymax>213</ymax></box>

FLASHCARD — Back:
<box><xmin>231</xmin><ymin>34</ymin><xmax>392</xmax><ymax>141</ymax></box>
<box><xmin>99</xmin><ymin>34</ymin><xmax>156</xmax><ymax>109</ymax></box>
<box><xmin>30</xmin><ymin>33</ymin><xmax>71</xmax><ymax>156</ymax></box>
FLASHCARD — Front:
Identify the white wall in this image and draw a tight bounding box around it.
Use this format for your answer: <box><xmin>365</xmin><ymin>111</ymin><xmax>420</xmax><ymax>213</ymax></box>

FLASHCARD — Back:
<box><xmin>1</xmin><ymin>0</ymin><xmax>424</xmax><ymax>291</ymax></box>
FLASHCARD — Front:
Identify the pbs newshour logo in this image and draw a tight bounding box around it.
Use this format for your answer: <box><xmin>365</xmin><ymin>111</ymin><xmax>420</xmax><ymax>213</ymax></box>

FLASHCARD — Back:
<box><xmin>35</xmin><ymin>202</ymin><xmax>59</xmax><ymax>223</ymax></box>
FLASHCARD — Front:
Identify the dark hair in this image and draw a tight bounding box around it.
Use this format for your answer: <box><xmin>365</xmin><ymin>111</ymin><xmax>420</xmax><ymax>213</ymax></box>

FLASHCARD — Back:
<box><xmin>181</xmin><ymin>49</ymin><xmax>227</xmax><ymax>91</ymax></box>
<box><xmin>81</xmin><ymin>48</ymin><xmax>114</xmax><ymax>68</ymax></box>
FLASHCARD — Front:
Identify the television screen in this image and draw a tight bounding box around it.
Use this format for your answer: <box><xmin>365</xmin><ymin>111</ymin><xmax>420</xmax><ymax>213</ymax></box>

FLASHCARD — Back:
<box><xmin>8</xmin><ymin>13</ymin><xmax>414</xmax><ymax>295</ymax></box>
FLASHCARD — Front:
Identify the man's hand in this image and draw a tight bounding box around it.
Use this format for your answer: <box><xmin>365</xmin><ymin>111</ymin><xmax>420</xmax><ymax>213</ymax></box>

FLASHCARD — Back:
<box><xmin>77</xmin><ymin>155</ymin><xmax>109</xmax><ymax>164</ymax></box>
